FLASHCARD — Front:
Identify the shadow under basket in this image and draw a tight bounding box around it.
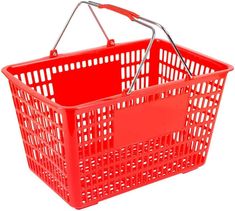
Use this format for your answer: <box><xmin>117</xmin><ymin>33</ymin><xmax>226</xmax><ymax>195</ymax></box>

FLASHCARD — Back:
<box><xmin>2</xmin><ymin>38</ymin><xmax>233</xmax><ymax>209</ymax></box>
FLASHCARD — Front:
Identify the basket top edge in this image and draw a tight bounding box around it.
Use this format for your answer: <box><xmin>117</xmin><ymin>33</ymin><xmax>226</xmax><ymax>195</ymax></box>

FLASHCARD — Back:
<box><xmin>2</xmin><ymin>38</ymin><xmax>233</xmax><ymax>72</ymax></box>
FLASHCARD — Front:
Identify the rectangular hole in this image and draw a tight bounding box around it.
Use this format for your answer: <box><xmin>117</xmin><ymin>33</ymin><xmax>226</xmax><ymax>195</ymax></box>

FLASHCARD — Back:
<box><xmin>121</xmin><ymin>67</ymin><xmax>125</xmax><ymax>79</ymax></box>
<box><xmin>203</xmin><ymin>98</ymin><xmax>209</xmax><ymax>108</ymax></box>
<box><xmin>42</xmin><ymin>84</ymin><xmax>48</xmax><ymax>96</ymax></box>
<box><xmin>131</xmin><ymin>51</ymin><xmax>135</xmax><ymax>62</ymax></box>
<box><xmin>196</xmin><ymin>83</ymin><xmax>201</xmax><ymax>92</ymax></box>
<box><xmin>180</xmin><ymin>59</ymin><xmax>185</xmax><ymax>69</ymax></box>
<box><xmin>159</xmin><ymin>49</ymin><xmax>163</xmax><ymax>61</ymax></box>
<box><xmin>141</xmin><ymin>64</ymin><xmax>145</xmax><ymax>75</ymax></box>
<box><xmin>70</xmin><ymin>63</ymin><xmax>75</xmax><ymax>70</ymax></box>
<box><xmin>136</xmin><ymin>97</ymin><xmax>140</xmax><ymax>104</ymax></box>
<box><xmin>212</xmin><ymin>108</ymin><xmax>217</xmax><ymax>115</ymax></box>
<box><xmin>126</xmin><ymin>52</ymin><xmax>130</xmax><ymax>64</ymax></box>
<box><xmin>82</xmin><ymin>61</ymin><xmax>86</xmax><ymax>68</ymax></box>
<box><xmin>46</xmin><ymin>68</ymin><xmax>51</xmax><ymax>80</ymax></box>
<box><xmin>76</xmin><ymin>62</ymin><xmax>81</xmax><ymax>69</ymax></box>
<box><xmin>141</xmin><ymin>77</ymin><xmax>145</xmax><ymax>88</ymax></box>
<box><xmin>159</xmin><ymin>63</ymin><xmax>162</xmax><ymax>75</ymax></box>
<box><xmin>49</xmin><ymin>83</ymin><xmax>54</xmax><ymax>95</ymax></box>
<box><xmin>212</xmin><ymin>83</ymin><xmax>217</xmax><ymax>92</ymax></box>
<box><xmin>110</xmin><ymin>55</ymin><xmax>114</xmax><ymax>62</ymax></box>
<box><xmin>40</xmin><ymin>69</ymin><xmax>46</xmax><ymax>82</ymax></box>
<box><xmin>93</xmin><ymin>58</ymin><xmax>98</xmax><ymax>65</ymax></box>
<box><xmin>170</xmin><ymin>68</ymin><xmax>174</xmax><ymax>80</ymax></box>
<box><xmin>141</xmin><ymin>62</ymin><xmax>145</xmax><ymax>75</ymax></box>
<box><xmin>136</xmin><ymin>50</ymin><xmax>141</xmax><ymax>62</ymax></box>
<box><xmin>36</xmin><ymin>86</ymin><xmax>42</xmax><ymax>94</ymax></box>
<box><xmin>58</xmin><ymin>65</ymin><xmax>63</xmax><ymax>73</ymax></box>
<box><xmin>219</xmin><ymin>79</ymin><xmax>224</xmax><ymax>87</ymax></box>
<box><xmin>201</xmin><ymin>82</ymin><xmax>207</xmax><ymax>94</ymax></box>
<box><xmin>146</xmin><ymin>50</ymin><xmax>150</xmax><ymax>60</ymax></box>
<box><xmin>200</xmin><ymin>65</ymin><xmax>205</xmax><ymax>74</ymax></box>
<box><xmin>158</xmin><ymin>76</ymin><xmax>162</xmax><ymax>84</ymax></box>
<box><xmin>122</xmin><ymin>101</ymin><xmax>126</xmax><ymax>109</ymax></box>
<box><xmin>198</xmin><ymin>97</ymin><xmax>203</xmax><ymax>108</ymax></box>
<box><xmin>27</xmin><ymin>72</ymin><xmax>33</xmax><ymax>84</ymax></box>
<box><xmin>59</xmin><ymin>113</ymin><xmax>63</xmax><ymax>124</ymax></box>
<box><xmin>172</xmin><ymin>54</ymin><xmax>176</xmax><ymax>66</ymax></box>
<box><xmin>186</xmin><ymin>59</ymin><xmax>191</xmax><ymax>69</ymax></box>
<box><xmin>162</xmin><ymin>64</ymin><xmax>166</xmax><ymax>76</ymax></box>
<box><xmin>167</xmin><ymin>66</ymin><xmax>171</xmax><ymax>79</ymax></box>
<box><xmin>207</xmin><ymin>83</ymin><xmax>212</xmax><ymax>93</ymax></box>
<box><xmin>205</xmin><ymin>67</ymin><xmax>210</xmax><ymax>74</ymax></box>
<box><xmin>122</xmin><ymin>82</ymin><xmax>125</xmax><ymax>90</ymax></box>
<box><xmin>200</xmin><ymin>113</ymin><xmax>205</xmax><ymax>123</ymax></box>
<box><xmin>20</xmin><ymin>73</ymin><xmax>26</xmax><ymax>84</ymax></box>
<box><xmin>105</xmin><ymin>56</ymin><xmax>109</xmax><ymax>63</ymax></box>
<box><xmin>115</xmin><ymin>54</ymin><xmax>120</xmax><ymax>61</ymax></box>
<box><xmin>214</xmin><ymin>79</ymin><xmax>219</xmax><ymax>86</ymax></box>
<box><xmin>52</xmin><ymin>66</ymin><xmax>57</xmax><ymax>74</ymax></box>
<box><xmin>195</xmin><ymin>63</ymin><xmax>200</xmax><ymax>75</ymax></box>
<box><xmin>126</xmin><ymin>81</ymin><xmax>130</xmax><ymax>89</ymax></box>
<box><xmin>121</xmin><ymin>53</ymin><xmax>125</xmax><ymax>65</ymax></box>
<box><xmin>88</xmin><ymin>59</ymin><xmax>92</xmax><ymax>67</ymax></box>
<box><xmin>146</xmin><ymin>62</ymin><xmax>150</xmax><ymax>74</ymax></box>
<box><xmin>126</xmin><ymin>66</ymin><xmax>130</xmax><ymax>78</ymax></box>
<box><xmin>168</xmin><ymin>52</ymin><xmax>172</xmax><ymax>64</ymax></box>
<box><xmin>136</xmin><ymin>78</ymin><xmax>140</xmax><ymax>90</ymax></box>
<box><xmin>190</xmin><ymin>61</ymin><xmax>195</xmax><ymax>75</ymax></box>
<box><xmin>176</xmin><ymin>57</ymin><xmax>180</xmax><ymax>68</ymax></box>
<box><xmin>163</xmin><ymin>50</ymin><xmax>168</xmax><ymax>62</ymax></box>
<box><xmin>56</xmin><ymin>128</ymin><xmax>61</xmax><ymax>139</ymax></box>
<box><xmin>131</xmin><ymin>65</ymin><xmax>135</xmax><ymax>77</ymax></box>
<box><xmin>64</xmin><ymin>64</ymin><xmax>69</xmax><ymax>71</ymax></box>
<box><xmin>146</xmin><ymin>76</ymin><xmax>149</xmax><ymax>87</ymax></box>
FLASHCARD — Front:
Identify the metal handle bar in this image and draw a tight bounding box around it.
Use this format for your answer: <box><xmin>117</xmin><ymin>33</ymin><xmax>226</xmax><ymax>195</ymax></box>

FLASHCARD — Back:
<box><xmin>127</xmin><ymin>17</ymin><xmax>193</xmax><ymax>94</ymax></box>
<box><xmin>51</xmin><ymin>1</ymin><xmax>192</xmax><ymax>94</ymax></box>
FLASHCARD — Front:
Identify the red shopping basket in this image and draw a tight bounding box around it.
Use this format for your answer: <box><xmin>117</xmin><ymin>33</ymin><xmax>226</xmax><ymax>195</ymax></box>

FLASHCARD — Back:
<box><xmin>2</xmin><ymin>1</ymin><xmax>233</xmax><ymax>209</ymax></box>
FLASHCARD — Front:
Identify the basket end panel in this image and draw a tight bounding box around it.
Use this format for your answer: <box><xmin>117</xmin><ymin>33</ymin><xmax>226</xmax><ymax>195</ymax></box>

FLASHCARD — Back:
<box><xmin>7</xmin><ymin>80</ymin><xmax>73</xmax><ymax>204</ymax></box>
<box><xmin>182</xmin><ymin>72</ymin><xmax>230</xmax><ymax>168</ymax></box>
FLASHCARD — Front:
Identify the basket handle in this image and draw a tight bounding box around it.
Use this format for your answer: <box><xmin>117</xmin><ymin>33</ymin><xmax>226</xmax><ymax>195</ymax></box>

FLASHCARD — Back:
<box><xmin>93</xmin><ymin>2</ymin><xmax>140</xmax><ymax>21</ymax></box>
<box><xmin>51</xmin><ymin>1</ymin><xmax>193</xmax><ymax>94</ymax></box>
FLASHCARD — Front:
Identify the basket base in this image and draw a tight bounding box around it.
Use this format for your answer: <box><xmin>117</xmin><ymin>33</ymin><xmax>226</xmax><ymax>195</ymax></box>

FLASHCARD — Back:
<box><xmin>182</xmin><ymin>162</ymin><xmax>205</xmax><ymax>174</ymax></box>
<box><xmin>182</xmin><ymin>166</ymin><xmax>199</xmax><ymax>174</ymax></box>
<box><xmin>74</xmin><ymin>201</ymin><xmax>99</xmax><ymax>210</ymax></box>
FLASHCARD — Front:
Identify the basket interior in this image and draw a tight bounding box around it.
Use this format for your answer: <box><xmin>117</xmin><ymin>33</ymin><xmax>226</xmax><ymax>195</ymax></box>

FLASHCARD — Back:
<box><xmin>7</xmin><ymin>39</ymin><xmax>228</xmax><ymax>106</ymax></box>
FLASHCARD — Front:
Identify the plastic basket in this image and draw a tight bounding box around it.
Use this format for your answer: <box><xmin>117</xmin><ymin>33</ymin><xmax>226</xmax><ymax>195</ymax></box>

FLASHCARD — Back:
<box><xmin>2</xmin><ymin>1</ymin><xmax>233</xmax><ymax>209</ymax></box>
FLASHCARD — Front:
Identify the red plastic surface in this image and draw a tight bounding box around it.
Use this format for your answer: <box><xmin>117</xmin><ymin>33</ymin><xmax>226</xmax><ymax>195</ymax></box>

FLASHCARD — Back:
<box><xmin>2</xmin><ymin>39</ymin><xmax>233</xmax><ymax>209</ymax></box>
<box><xmin>98</xmin><ymin>4</ymin><xmax>140</xmax><ymax>20</ymax></box>
<box><xmin>115</xmin><ymin>93</ymin><xmax>189</xmax><ymax>147</ymax></box>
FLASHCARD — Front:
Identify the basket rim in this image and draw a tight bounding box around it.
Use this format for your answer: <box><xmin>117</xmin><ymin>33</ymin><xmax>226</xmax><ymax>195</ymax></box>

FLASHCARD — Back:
<box><xmin>2</xmin><ymin>38</ymin><xmax>233</xmax><ymax>111</ymax></box>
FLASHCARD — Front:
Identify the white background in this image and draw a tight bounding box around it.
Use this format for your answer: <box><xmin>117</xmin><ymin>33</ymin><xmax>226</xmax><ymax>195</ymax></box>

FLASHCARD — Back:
<box><xmin>0</xmin><ymin>0</ymin><xmax>234</xmax><ymax>210</ymax></box>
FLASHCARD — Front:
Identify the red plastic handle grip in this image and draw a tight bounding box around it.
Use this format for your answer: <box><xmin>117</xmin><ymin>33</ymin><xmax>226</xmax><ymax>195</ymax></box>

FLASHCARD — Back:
<box><xmin>98</xmin><ymin>4</ymin><xmax>140</xmax><ymax>21</ymax></box>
